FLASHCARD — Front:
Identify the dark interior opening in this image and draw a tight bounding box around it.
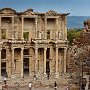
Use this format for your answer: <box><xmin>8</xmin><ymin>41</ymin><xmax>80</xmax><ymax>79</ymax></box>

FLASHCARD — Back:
<box><xmin>46</xmin><ymin>48</ymin><xmax>50</xmax><ymax>75</ymax></box>
<box><xmin>24</xmin><ymin>49</ymin><xmax>29</xmax><ymax>55</ymax></box>
<box><xmin>23</xmin><ymin>58</ymin><xmax>29</xmax><ymax>76</ymax></box>
<box><xmin>46</xmin><ymin>48</ymin><xmax>50</xmax><ymax>59</ymax></box>
<box><xmin>1</xmin><ymin>62</ymin><xmax>7</xmax><ymax>77</ymax></box>
<box><xmin>1</xmin><ymin>49</ymin><xmax>6</xmax><ymax>59</ymax></box>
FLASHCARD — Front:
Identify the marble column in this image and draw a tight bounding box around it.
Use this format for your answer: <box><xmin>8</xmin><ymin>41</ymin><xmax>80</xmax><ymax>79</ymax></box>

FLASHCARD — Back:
<box><xmin>0</xmin><ymin>17</ymin><xmax>1</xmax><ymax>39</ymax></box>
<box><xmin>11</xmin><ymin>48</ymin><xmax>15</xmax><ymax>76</ymax></box>
<box><xmin>55</xmin><ymin>45</ymin><xmax>59</xmax><ymax>78</ymax></box>
<box><xmin>21</xmin><ymin>17</ymin><xmax>24</xmax><ymax>40</ymax></box>
<box><xmin>12</xmin><ymin>17</ymin><xmax>14</xmax><ymax>39</ymax></box>
<box><xmin>56</xmin><ymin>18</ymin><xmax>58</xmax><ymax>39</ymax></box>
<box><xmin>64</xmin><ymin>48</ymin><xmax>67</xmax><ymax>73</ymax></box>
<box><xmin>44</xmin><ymin>18</ymin><xmax>47</xmax><ymax>39</ymax></box>
<box><xmin>35</xmin><ymin>18</ymin><xmax>38</xmax><ymax>39</ymax></box>
<box><xmin>29</xmin><ymin>48</ymin><xmax>32</xmax><ymax>76</ymax></box>
<box><xmin>50</xmin><ymin>47</ymin><xmax>53</xmax><ymax>77</ymax></box>
<box><xmin>6</xmin><ymin>49</ymin><xmax>11</xmax><ymax>78</ymax></box>
<box><xmin>0</xmin><ymin>48</ymin><xmax>2</xmax><ymax>79</ymax></box>
<box><xmin>35</xmin><ymin>48</ymin><xmax>38</xmax><ymax>75</ymax></box>
<box><xmin>44</xmin><ymin>48</ymin><xmax>47</xmax><ymax>76</ymax></box>
<box><xmin>21</xmin><ymin>48</ymin><xmax>23</xmax><ymax>77</ymax></box>
<box><xmin>61</xmin><ymin>17</ymin><xmax>64</xmax><ymax>40</ymax></box>
<box><xmin>64</xmin><ymin>17</ymin><xmax>67</xmax><ymax>40</ymax></box>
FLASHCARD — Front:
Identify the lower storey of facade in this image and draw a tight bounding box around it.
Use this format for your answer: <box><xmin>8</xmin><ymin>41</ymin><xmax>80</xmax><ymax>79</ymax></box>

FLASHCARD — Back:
<box><xmin>0</xmin><ymin>41</ymin><xmax>67</xmax><ymax>80</ymax></box>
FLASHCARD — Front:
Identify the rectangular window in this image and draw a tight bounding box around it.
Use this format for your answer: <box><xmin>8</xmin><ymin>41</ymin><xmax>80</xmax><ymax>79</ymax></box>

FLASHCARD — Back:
<box><xmin>1</xmin><ymin>29</ymin><xmax>6</xmax><ymax>39</ymax></box>
<box><xmin>1</xmin><ymin>49</ymin><xmax>6</xmax><ymax>59</ymax></box>
<box><xmin>47</xmin><ymin>30</ymin><xmax>50</xmax><ymax>39</ymax></box>
<box><xmin>23</xmin><ymin>32</ymin><xmax>29</xmax><ymax>40</ymax></box>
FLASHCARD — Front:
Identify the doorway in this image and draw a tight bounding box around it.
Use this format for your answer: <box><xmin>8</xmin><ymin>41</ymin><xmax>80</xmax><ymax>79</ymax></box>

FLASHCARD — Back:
<box><xmin>23</xmin><ymin>58</ymin><xmax>29</xmax><ymax>76</ymax></box>
<box><xmin>1</xmin><ymin>62</ymin><xmax>7</xmax><ymax>77</ymax></box>
<box><xmin>46</xmin><ymin>48</ymin><xmax>50</xmax><ymax>76</ymax></box>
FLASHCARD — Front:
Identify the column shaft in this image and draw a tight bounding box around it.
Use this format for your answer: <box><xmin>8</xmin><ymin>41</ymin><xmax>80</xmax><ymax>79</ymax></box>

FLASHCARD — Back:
<box><xmin>0</xmin><ymin>49</ymin><xmax>1</xmax><ymax>79</ymax></box>
<box><xmin>21</xmin><ymin>17</ymin><xmax>24</xmax><ymax>39</ymax></box>
<box><xmin>44</xmin><ymin>48</ymin><xmax>47</xmax><ymax>74</ymax></box>
<box><xmin>65</xmin><ymin>17</ymin><xmax>67</xmax><ymax>40</ymax></box>
<box><xmin>56</xmin><ymin>48</ymin><xmax>58</xmax><ymax>72</ymax></box>
<box><xmin>64</xmin><ymin>48</ymin><xmax>67</xmax><ymax>73</ymax></box>
<box><xmin>21</xmin><ymin>48</ymin><xmax>23</xmax><ymax>77</ymax></box>
<box><xmin>35</xmin><ymin>18</ymin><xmax>37</xmax><ymax>39</ymax></box>
<box><xmin>11</xmin><ymin>48</ymin><xmax>14</xmax><ymax>75</ymax></box>
<box><xmin>12</xmin><ymin>17</ymin><xmax>14</xmax><ymax>39</ymax></box>
<box><xmin>44</xmin><ymin>18</ymin><xmax>47</xmax><ymax>39</ymax></box>
<box><xmin>55</xmin><ymin>46</ymin><xmax>59</xmax><ymax>78</ymax></box>
<box><xmin>61</xmin><ymin>17</ymin><xmax>64</xmax><ymax>39</ymax></box>
<box><xmin>0</xmin><ymin>17</ymin><xmax>1</xmax><ymax>39</ymax></box>
<box><xmin>56</xmin><ymin>18</ymin><xmax>58</xmax><ymax>39</ymax></box>
<box><xmin>35</xmin><ymin>48</ymin><xmax>38</xmax><ymax>74</ymax></box>
<box><xmin>6</xmin><ymin>49</ymin><xmax>11</xmax><ymax>77</ymax></box>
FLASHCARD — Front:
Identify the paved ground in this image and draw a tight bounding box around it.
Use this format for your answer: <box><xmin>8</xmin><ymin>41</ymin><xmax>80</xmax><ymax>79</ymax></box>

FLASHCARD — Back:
<box><xmin>9</xmin><ymin>86</ymin><xmax>66</xmax><ymax>90</ymax></box>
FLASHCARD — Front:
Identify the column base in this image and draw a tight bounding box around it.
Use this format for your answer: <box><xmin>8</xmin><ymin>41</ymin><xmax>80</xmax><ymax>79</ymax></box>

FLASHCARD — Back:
<box><xmin>55</xmin><ymin>72</ymin><xmax>59</xmax><ymax>78</ymax></box>
<box><xmin>44</xmin><ymin>72</ymin><xmax>47</xmax><ymax>78</ymax></box>
<box><xmin>34</xmin><ymin>74</ymin><xmax>38</xmax><ymax>80</ymax></box>
<box><xmin>11</xmin><ymin>74</ymin><xmax>15</xmax><ymax>79</ymax></box>
<box><xmin>21</xmin><ymin>73</ymin><xmax>23</xmax><ymax>78</ymax></box>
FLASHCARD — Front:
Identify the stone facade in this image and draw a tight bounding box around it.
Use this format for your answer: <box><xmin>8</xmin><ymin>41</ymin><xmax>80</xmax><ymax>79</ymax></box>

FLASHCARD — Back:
<box><xmin>0</xmin><ymin>8</ymin><xmax>69</xmax><ymax>79</ymax></box>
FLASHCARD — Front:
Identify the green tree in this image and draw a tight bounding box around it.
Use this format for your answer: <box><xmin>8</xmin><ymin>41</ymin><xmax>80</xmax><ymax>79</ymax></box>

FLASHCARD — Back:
<box><xmin>67</xmin><ymin>28</ymin><xmax>82</xmax><ymax>45</ymax></box>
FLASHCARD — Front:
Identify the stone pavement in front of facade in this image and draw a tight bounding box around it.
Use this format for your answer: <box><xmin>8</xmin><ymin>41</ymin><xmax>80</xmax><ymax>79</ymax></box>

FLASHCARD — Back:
<box><xmin>9</xmin><ymin>86</ymin><xmax>66</xmax><ymax>90</ymax></box>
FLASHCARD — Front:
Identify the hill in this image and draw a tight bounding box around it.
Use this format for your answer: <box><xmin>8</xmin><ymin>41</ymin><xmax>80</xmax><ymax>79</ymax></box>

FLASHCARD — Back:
<box><xmin>67</xmin><ymin>16</ymin><xmax>90</xmax><ymax>29</ymax></box>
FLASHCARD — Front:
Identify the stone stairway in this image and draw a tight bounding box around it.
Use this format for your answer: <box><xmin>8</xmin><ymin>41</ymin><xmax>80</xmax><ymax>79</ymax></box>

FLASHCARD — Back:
<box><xmin>0</xmin><ymin>75</ymin><xmax>69</xmax><ymax>88</ymax></box>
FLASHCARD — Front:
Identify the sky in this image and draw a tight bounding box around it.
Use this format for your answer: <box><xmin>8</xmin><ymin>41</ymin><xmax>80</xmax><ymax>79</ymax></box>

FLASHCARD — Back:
<box><xmin>0</xmin><ymin>0</ymin><xmax>90</xmax><ymax>16</ymax></box>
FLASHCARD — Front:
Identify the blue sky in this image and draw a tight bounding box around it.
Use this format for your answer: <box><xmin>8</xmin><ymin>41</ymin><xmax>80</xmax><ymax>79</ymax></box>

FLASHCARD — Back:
<box><xmin>0</xmin><ymin>0</ymin><xmax>90</xmax><ymax>16</ymax></box>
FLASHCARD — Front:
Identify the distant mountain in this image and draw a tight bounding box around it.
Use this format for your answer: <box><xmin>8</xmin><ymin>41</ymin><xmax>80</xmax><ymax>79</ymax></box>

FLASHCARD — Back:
<box><xmin>67</xmin><ymin>16</ymin><xmax>90</xmax><ymax>29</ymax></box>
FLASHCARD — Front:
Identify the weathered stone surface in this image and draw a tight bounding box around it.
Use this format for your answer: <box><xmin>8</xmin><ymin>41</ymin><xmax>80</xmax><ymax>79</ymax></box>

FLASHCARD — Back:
<box><xmin>0</xmin><ymin>8</ymin><xmax>69</xmax><ymax>84</ymax></box>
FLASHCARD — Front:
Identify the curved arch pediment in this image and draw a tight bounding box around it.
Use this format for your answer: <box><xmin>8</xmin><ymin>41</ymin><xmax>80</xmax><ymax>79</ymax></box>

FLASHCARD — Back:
<box><xmin>0</xmin><ymin>8</ymin><xmax>17</xmax><ymax>15</ymax></box>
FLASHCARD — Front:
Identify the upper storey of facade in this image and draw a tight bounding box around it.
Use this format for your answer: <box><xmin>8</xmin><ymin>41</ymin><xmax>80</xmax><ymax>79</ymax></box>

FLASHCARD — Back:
<box><xmin>0</xmin><ymin>8</ymin><xmax>69</xmax><ymax>43</ymax></box>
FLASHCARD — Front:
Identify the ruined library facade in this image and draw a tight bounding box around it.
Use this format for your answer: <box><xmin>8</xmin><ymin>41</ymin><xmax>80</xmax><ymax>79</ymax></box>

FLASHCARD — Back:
<box><xmin>0</xmin><ymin>8</ymin><xmax>69</xmax><ymax>79</ymax></box>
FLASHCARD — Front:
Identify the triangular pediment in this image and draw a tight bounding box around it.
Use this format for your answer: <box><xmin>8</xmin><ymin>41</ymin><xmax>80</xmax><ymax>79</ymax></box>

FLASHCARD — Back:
<box><xmin>46</xmin><ymin>10</ymin><xmax>58</xmax><ymax>15</ymax></box>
